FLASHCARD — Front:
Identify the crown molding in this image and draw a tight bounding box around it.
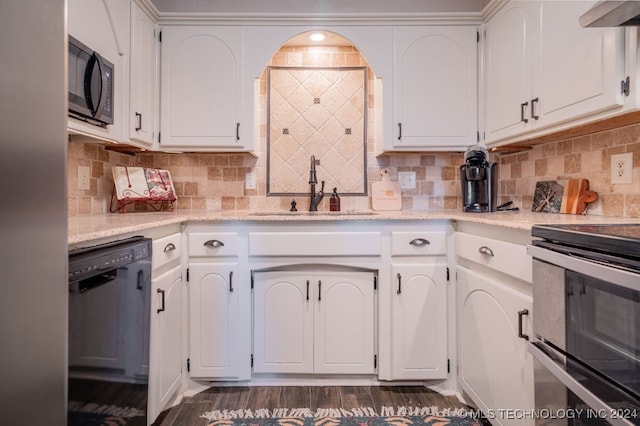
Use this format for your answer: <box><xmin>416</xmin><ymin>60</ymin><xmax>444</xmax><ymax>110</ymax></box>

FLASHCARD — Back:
<box><xmin>151</xmin><ymin>11</ymin><xmax>484</xmax><ymax>25</ymax></box>
<box><xmin>481</xmin><ymin>0</ymin><xmax>508</xmax><ymax>21</ymax></box>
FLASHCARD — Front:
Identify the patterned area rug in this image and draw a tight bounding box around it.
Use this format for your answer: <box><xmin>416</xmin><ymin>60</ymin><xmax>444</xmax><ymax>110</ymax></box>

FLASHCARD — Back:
<box><xmin>202</xmin><ymin>407</ymin><xmax>485</xmax><ymax>426</ymax></box>
<box><xmin>67</xmin><ymin>400</ymin><xmax>145</xmax><ymax>426</ymax></box>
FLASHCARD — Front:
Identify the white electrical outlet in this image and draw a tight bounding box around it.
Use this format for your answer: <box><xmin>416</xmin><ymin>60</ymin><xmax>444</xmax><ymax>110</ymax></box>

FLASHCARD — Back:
<box><xmin>245</xmin><ymin>172</ymin><xmax>257</xmax><ymax>190</ymax></box>
<box><xmin>398</xmin><ymin>171</ymin><xmax>416</xmax><ymax>189</ymax></box>
<box><xmin>78</xmin><ymin>165</ymin><xmax>90</xmax><ymax>190</ymax></box>
<box><xmin>611</xmin><ymin>153</ymin><xmax>633</xmax><ymax>185</ymax></box>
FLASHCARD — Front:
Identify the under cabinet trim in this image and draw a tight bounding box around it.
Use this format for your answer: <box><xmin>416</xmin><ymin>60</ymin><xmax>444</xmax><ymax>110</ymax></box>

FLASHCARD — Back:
<box><xmin>251</xmin><ymin>263</ymin><xmax>379</xmax><ymax>275</ymax></box>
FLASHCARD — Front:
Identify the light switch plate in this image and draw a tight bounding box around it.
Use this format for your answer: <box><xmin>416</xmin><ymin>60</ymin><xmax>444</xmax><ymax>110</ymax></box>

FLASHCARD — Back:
<box><xmin>78</xmin><ymin>165</ymin><xmax>90</xmax><ymax>190</ymax></box>
<box><xmin>245</xmin><ymin>172</ymin><xmax>257</xmax><ymax>190</ymax></box>
<box><xmin>398</xmin><ymin>171</ymin><xmax>416</xmax><ymax>189</ymax></box>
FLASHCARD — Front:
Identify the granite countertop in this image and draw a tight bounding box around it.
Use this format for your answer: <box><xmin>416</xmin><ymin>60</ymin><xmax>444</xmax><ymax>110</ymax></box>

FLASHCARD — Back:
<box><xmin>68</xmin><ymin>209</ymin><xmax>640</xmax><ymax>245</ymax></box>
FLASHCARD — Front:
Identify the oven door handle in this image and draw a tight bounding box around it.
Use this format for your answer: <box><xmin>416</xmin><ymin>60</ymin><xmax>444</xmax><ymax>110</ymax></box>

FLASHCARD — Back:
<box><xmin>527</xmin><ymin>244</ymin><xmax>640</xmax><ymax>292</ymax></box>
<box><xmin>528</xmin><ymin>341</ymin><xmax>636</xmax><ymax>426</ymax></box>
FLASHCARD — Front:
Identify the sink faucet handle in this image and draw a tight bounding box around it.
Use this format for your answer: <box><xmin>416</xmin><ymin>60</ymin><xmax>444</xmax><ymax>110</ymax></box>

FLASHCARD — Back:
<box><xmin>290</xmin><ymin>199</ymin><xmax>298</xmax><ymax>212</ymax></box>
<box><xmin>320</xmin><ymin>180</ymin><xmax>325</xmax><ymax>194</ymax></box>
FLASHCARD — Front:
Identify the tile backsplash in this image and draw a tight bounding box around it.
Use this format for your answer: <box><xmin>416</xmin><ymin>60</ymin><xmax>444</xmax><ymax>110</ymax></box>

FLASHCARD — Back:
<box><xmin>497</xmin><ymin>123</ymin><xmax>640</xmax><ymax>218</ymax></box>
<box><xmin>68</xmin><ymin>122</ymin><xmax>640</xmax><ymax>217</ymax></box>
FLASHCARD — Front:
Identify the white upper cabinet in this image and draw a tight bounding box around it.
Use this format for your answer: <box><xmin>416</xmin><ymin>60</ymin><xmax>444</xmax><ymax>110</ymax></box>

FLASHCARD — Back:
<box><xmin>159</xmin><ymin>26</ymin><xmax>247</xmax><ymax>151</ymax></box>
<box><xmin>485</xmin><ymin>1</ymin><xmax>625</xmax><ymax>146</ymax></box>
<box><xmin>484</xmin><ymin>1</ymin><xmax>537</xmax><ymax>144</ymax></box>
<box><xmin>67</xmin><ymin>0</ymin><xmax>130</xmax><ymax>142</ymax></box>
<box><xmin>537</xmin><ymin>2</ymin><xmax>624</xmax><ymax>124</ymax></box>
<box><xmin>390</xmin><ymin>26</ymin><xmax>478</xmax><ymax>151</ymax></box>
<box><xmin>129</xmin><ymin>2</ymin><xmax>157</xmax><ymax>147</ymax></box>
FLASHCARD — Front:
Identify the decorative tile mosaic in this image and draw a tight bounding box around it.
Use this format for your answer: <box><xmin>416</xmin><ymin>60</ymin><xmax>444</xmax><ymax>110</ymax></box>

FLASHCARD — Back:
<box><xmin>267</xmin><ymin>66</ymin><xmax>367</xmax><ymax>195</ymax></box>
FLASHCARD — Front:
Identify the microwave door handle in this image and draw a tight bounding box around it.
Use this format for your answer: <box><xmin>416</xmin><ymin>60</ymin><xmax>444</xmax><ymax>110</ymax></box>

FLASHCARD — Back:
<box><xmin>95</xmin><ymin>52</ymin><xmax>108</xmax><ymax>118</ymax></box>
<box><xmin>87</xmin><ymin>52</ymin><xmax>107</xmax><ymax>117</ymax></box>
<box><xmin>528</xmin><ymin>342</ymin><xmax>635</xmax><ymax>426</ymax></box>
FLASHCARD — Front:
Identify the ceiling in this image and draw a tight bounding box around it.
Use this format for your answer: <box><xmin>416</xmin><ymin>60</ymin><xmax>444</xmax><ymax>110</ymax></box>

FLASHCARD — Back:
<box><xmin>149</xmin><ymin>0</ymin><xmax>491</xmax><ymax>14</ymax></box>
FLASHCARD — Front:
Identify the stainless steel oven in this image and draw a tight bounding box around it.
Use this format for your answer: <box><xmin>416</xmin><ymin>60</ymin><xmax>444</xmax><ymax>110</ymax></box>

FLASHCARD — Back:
<box><xmin>68</xmin><ymin>237</ymin><xmax>151</xmax><ymax>426</ymax></box>
<box><xmin>528</xmin><ymin>224</ymin><xmax>640</xmax><ymax>426</ymax></box>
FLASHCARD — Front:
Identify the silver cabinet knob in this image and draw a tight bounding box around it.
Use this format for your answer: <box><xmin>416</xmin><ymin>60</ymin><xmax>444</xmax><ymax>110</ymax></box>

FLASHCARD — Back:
<box><xmin>478</xmin><ymin>246</ymin><xmax>494</xmax><ymax>256</ymax></box>
<box><xmin>409</xmin><ymin>238</ymin><xmax>430</xmax><ymax>247</ymax></box>
<box><xmin>163</xmin><ymin>243</ymin><xmax>176</xmax><ymax>253</ymax></box>
<box><xmin>204</xmin><ymin>239</ymin><xmax>224</xmax><ymax>248</ymax></box>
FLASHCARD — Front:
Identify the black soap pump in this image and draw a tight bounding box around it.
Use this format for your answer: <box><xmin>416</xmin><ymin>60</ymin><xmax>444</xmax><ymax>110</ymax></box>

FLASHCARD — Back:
<box><xmin>330</xmin><ymin>188</ymin><xmax>341</xmax><ymax>212</ymax></box>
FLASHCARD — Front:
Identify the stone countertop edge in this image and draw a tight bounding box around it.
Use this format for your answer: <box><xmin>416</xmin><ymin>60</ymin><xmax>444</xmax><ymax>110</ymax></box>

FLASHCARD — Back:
<box><xmin>68</xmin><ymin>209</ymin><xmax>640</xmax><ymax>245</ymax></box>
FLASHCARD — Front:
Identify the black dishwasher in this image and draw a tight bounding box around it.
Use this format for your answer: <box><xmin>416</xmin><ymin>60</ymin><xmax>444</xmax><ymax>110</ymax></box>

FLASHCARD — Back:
<box><xmin>68</xmin><ymin>236</ymin><xmax>152</xmax><ymax>426</ymax></box>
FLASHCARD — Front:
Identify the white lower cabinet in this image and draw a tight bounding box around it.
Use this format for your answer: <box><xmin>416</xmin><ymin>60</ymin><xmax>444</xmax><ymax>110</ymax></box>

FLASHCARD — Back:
<box><xmin>457</xmin><ymin>265</ymin><xmax>533</xmax><ymax>425</ymax></box>
<box><xmin>149</xmin><ymin>265</ymin><xmax>183</xmax><ymax>423</ymax></box>
<box><xmin>253</xmin><ymin>270</ymin><xmax>376</xmax><ymax>375</ymax></box>
<box><xmin>390</xmin><ymin>264</ymin><xmax>448</xmax><ymax>380</ymax></box>
<box><xmin>188</xmin><ymin>263</ymin><xmax>241</xmax><ymax>379</ymax></box>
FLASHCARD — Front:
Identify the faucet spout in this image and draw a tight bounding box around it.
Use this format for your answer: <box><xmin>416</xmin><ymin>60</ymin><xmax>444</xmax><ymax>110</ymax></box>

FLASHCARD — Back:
<box><xmin>308</xmin><ymin>155</ymin><xmax>324</xmax><ymax>211</ymax></box>
<box><xmin>309</xmin><ymin>155</ymin><xmax>318</xmax><ymax>184</ymax></box>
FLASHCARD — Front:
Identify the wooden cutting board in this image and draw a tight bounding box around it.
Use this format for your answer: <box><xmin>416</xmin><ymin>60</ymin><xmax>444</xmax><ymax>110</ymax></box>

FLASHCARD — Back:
<box><xmin>371</xmin><ymin>169</ymin><xmax>402</xmax><ymax>211</ymax></box>
<box><xmin>561</xmin><ymin>178</ymin><xmax>598</xmax><ymax>214</ymax></box>
<box><xmin>532</xmin><ymin>179</ymin><xmax>598</xmax><ymax>214</ymax></box>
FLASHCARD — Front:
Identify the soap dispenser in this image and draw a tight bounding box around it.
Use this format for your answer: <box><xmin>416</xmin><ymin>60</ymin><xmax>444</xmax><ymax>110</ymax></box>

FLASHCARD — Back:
<box><xmin>330</xmin><ymin>188</ymin><xmax>341</xmax><ymax>212</ymax></box>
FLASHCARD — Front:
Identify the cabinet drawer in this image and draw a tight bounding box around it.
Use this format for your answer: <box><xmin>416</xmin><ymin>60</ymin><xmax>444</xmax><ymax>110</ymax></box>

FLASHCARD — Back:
<box><xmin>249</xmin><ymin>232</ymin><xmax>381</xmax><ymax>256</ymax></box>
<box><xmin>391</xmin><ymin>231</ymin><xmax>447</xmax><ymax>256</ymax></box>
<box><xmin>152</xmin><ymin>233</ymin><xmax>182</xmax><ymax>271</ymax></box>
<box><xmin>455</xmin><ymin>232</ymin><xmax>532</xmax><ymax>283</ymax></box>
<box><xmin>189</xmin><ymin>232</ymin><xmax>238</xmax><ymax>257</ymax></box>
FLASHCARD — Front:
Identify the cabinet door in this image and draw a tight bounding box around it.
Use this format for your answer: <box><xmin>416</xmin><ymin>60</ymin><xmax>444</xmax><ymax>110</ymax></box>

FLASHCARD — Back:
<box><xmin>485</xmin><ymin>1</ymin><xmax>625</xmax><ymax>145</ymax></box>
<box><xmin>536</xmin><ymin>1</ymin><xmax>624</xmax><ymax>126</ymax></box>
<box><xmin>392</xmin><ymin>26</ymin><xmax>478</xmax><ymax>150</ymax></box>
<box><xmin>149</xmin><ymin>266</ymin><xmax>183</xmax><ymax>424</ymax></box>
<box><xmin>314</xmin><ymin>272</ymin><xmax>375</xmax><ymax>374</ymax></box>
<box><xmin>484</xmin><ymin>1</ymin><xmax>538</xmax><ymax>142</ymax></box>
<box><xmin>457</xmin><ymin>265</ymin><xmax>534</xmax><ymax>426</ymax></box>
<box><xmin>253</xmin><ymin>272</ymin><xmax>314</xmax><ymax>374</ymax></box>
<box><xmin>160</xmin><ymin>26</ymin><xmax>244</xmax><ymax>150</ymax></box>
<box><xmin>390</xmin><ymin>264</ymin><xmax>448</xmax><ymax>380</ymax></box>
<box><xmin>188</xmin><ymin>263</ymin><xmax>240</xmax><ymax>378</ymax></box>
<box><xmin>129</xmin><ymin>2</ymin><xmax>156</xmax><ymax>146</ymax></box>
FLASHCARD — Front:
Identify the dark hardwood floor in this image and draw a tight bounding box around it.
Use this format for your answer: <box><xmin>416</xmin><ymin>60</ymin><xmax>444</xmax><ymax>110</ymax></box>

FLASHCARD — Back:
<box><xmin>152</xmin><ymin>386</ymin><xmax>477</xmax><ymax>426</ymax></box>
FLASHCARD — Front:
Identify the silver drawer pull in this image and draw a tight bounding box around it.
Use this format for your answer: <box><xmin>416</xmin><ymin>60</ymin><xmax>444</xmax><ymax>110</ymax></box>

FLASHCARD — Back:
<box><xmin>409</xmin><ymin>238</ymin><xmax>430</xmax><ymax>247</ymax></box>
<box><xmin>478</xmin><ymin>246</ymin><xmax>494</xmax><ymax>256</ymax></box>
<box><xmin>163</xmin><ymin>243</ymin><xmax>176</xmax><ymax>253</ymax></box>
<box><xmin>204</xmin><ymin>239</ymin><xmax>224</xmax><ymax>248</ymax></box>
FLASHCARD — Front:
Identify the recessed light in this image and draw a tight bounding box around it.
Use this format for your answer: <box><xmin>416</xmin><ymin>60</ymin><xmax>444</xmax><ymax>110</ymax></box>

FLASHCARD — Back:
<box><xmin>309</xmin><ymin>32</ymin><xmax>326</xmax><ymax>42</ymax></box>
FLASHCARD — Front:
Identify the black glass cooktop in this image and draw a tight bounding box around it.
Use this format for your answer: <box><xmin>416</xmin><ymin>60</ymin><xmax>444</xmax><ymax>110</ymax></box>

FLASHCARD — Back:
<box><xmin>532</xmin><ymin>224</ymin><xmax>640</xmax><ymax>259</ymax></box>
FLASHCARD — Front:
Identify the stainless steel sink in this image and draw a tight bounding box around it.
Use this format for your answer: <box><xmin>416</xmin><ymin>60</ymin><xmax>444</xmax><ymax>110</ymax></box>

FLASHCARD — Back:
<box><xmin>249</xmin><ymin>211</ymin><xmax>378</xmax><ymax>217</ymax></box>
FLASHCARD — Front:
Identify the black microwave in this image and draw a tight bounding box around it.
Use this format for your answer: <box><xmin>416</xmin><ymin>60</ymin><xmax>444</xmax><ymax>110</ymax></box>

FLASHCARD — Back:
<box><xmin>68</xmin><ymin>35</ymin><xmax>114</xmax><ymax>127</ymax></box>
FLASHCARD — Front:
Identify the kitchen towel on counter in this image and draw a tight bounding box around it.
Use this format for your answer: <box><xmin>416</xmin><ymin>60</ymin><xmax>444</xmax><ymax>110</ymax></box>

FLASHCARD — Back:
<box><xmin>371</xmin><ymin>168</ymin><xmax>402</xmax><ymax>211</ymax></box>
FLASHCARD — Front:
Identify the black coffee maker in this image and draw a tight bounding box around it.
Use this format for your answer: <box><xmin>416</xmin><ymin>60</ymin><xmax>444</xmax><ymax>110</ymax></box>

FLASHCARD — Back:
<box><xmin>460</xmin><ymin>146</ymin><xmax>498</xmax><ymax>212</ymax></box>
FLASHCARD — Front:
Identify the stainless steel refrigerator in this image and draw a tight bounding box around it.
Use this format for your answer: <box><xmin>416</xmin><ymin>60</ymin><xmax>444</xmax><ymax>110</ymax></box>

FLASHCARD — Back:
<box><xmin>0</xmin><ymin>1</ymin><xmax>68</xmax><ymax>424</ymax></box>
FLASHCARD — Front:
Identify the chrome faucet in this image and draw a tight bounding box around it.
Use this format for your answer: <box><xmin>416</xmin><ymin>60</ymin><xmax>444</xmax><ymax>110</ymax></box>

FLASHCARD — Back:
<box><xmin>308</xmin><ymin>155</ymin><xmax>325</xmax><ymax>211</ymax></box>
